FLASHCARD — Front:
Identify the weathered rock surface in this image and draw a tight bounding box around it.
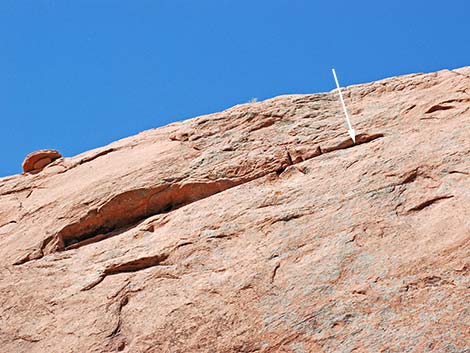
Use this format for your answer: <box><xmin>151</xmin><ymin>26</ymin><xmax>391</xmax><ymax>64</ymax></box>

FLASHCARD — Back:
<box><xmin>1</xmin><ymin>67</ymin><xmax>469</xmax><ymax>353</ymax></box>
<box><xmin>21</xmin><ymin>149</ymin><xmax>62</xmax><ymax>174</ymax></box>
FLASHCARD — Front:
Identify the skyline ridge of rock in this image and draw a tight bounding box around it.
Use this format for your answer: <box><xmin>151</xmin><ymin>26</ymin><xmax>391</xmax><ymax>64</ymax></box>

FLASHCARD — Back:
<box><xmin>1</xmin><ymin>66</ymin><xmax>469</xmax><ymax>352</ymax></box>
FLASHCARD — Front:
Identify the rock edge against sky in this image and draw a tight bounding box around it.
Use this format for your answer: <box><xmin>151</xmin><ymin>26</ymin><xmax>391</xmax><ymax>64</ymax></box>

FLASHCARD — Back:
<box><xmin>0</xmin><ymin>67</ymin><xmax>469</xmax><ymax>352</ymax></box>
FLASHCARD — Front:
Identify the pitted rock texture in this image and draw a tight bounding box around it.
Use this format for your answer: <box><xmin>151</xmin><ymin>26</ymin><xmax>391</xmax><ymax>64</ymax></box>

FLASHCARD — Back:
<box><xmin>21</xmin><ymin>149</ymin><xmax>62</xmax><ymax>174</ymax></box>
<box><xmin>1</xmin><ymin>67</ymin><xmax>469</xmax><ymax>353</ymax></box>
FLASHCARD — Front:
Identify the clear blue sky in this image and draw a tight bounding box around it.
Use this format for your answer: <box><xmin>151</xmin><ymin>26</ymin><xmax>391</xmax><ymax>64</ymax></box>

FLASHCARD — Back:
<box><xmin>1</xmin><ymin>1</ymin><xmax>469</xmax><ymax>176</ymax></box>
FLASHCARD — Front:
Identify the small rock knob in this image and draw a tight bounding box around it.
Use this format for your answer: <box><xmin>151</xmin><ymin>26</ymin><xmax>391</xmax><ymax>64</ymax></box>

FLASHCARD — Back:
<box><xmin>22</xmin><ymin>149</ymin><xmax>62</xmax><ymax>174</ymax></box>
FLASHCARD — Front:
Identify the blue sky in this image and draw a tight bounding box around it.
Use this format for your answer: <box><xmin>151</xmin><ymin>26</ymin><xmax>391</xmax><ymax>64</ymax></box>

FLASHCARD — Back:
<box><xmin>1</xmin><ymin>1</ymin><xmax>469</xmax><ymax>176</ymax></box>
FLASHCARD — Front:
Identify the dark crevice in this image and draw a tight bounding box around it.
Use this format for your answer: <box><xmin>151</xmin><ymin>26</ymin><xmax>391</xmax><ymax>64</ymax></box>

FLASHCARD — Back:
<box><xmin>0</xmin><ymin>186</ymin><xmax>33</xmax><ymax>197</ymax></box>
<box><xmin>402</xmin><ymin>275</ymin><xmax>454</xmax><ymax>292</ymax></box>
<box><xmin>271</xmin><ymin>214</ymin><xmax>303</xmax><ymax>225</ymax></box>
<box><xmin>0</xmin><ymin>220</ymin><xmax>17</xmax><ymax>229</ymax></box>
<box><xmin>13</xmin><ymin>335</ymin><xmax>41</xmax><ymax>343</ymax></box>
<box><xmin>83</xmin><ymin>254</ymin><xmax>170</xmax><ymax>291</ymax></box>
<box><xmin>345</xmin><ymin>160</ymin><xmax>359</xmax><ymax>170</ymax></box>
<box><xmin>399</xmin><ymin>168</ymin><xmax>419</xmax><ymax>184</ymax></box>
<box><xmin>402</xmin><ymin>105</ymin><xmax>416</xmax><ymax>114</ymax></box>
<box><xmin>13</xmin><ymin>254</ymin><xmax>32</xmax><ymax>266</ymax></box>
<box><xmin>162</xmin><ymin>204</ymin><xmax>174</xmax><ymax>213</ymax></box>
<box><xmin>441</xmin><ymin>98</ymin><xmax>470</xmax><ymax>104</ymax></box>
<box><xmin>65</xmin><ymin>232</ymin><xmax>116</xmax><ymax>250</ymax></box>
<box><xmin>54</xmin><ymin>180</ymin><xmax>241</xmax><ymax>253</ymax></box>
<box><xmin>271</xmin><ymin>263</ymin><xmax>280</xmax><ymax>283</ymax></box>
<box><xmin>448</xmin><ymin>170</ymin><xmax>469</xmax><ymax>176</ymax></box>
<box><xmin>286</xmin><ymin>151</ymin><xmax>293</xmax><ymax>166</ymax></box>
<box><xmin>299</xmin><ymin>128</ymin><xmax>385</xmax><ymax>162</ymax></box>
<box><xmin>83</xmin><ymin>252</ymin><xmax>178</xmax><ymax>291</ymax></box>
<box><xmin>81</xmin><ymin>275</ymin><xmax>106</xmax><ymax>291</ymax></box>
<box><xmin>106</xmin><ymin>296</ymin><xmax>128</xmax><ymax>339</ymax></box>
<box><xmin>425</xmin><ymin>104</ymin><xmax>454</xmax><ymax>114</ymax></box>
<box><xmin>104</xmin><ymin>253</ymin><xmax>169</xmax><ymax>276</ymax></box>
<box><xmin>63</xmin><ymin>217</ymin><xmax>155</xmax><ymax>250</ymax></box>
<box><xmin>78</xmin><ymin>148</ymin><xmax>116</xmax><ymax>166</ymax></box>
<box><xmin>322</xmin><ymin>133</ymin><xmax>384</xmax><ymax>153</ymax></box>
<box><xmin>275</xmin><ymin>167</ymin><xmax>287</xmax><ymax>176</ymax></box>
<box><xmin>294</xmin><ymin>166</ymin><xmax>307</xmax><ymax>175</ymax></box>
<box><xmin>207</xmin><ymin>233</ymin><xmax>237</xmax><ymax>240</ymax></box>
<box><xmin>276</xmin><ymin>150</ymin><xmax>294</xmax><ymax>176</ymax></box>
<box><xmin>107</xmin><ymin>323</ymin><xmax>121</xmax><ymax>339</ymax></box>
<box><xmin>14</xmin><ymin>179</ymin><xmax>258</xmax><ymax>264</ymax></box>
<box><xmin>407</xmin><ymin>195</ymin><xmax>454</xmax><ymax>213</ymax></box>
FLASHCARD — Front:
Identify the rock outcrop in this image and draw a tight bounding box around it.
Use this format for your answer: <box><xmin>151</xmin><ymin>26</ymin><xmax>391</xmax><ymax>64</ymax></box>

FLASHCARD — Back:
<box><xmin>1</xmin><ymin>67</ymin><xmax>469</xmax><ymax>353</ymax></box>
<box><xmin>21</xmin><ymin>149</ymin><xmax>62</xmax><ymax>174</ymax></box>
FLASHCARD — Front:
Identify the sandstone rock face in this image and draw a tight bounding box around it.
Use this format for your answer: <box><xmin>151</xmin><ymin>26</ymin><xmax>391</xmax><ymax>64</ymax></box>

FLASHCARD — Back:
<box><xmin>1</xmin><ymin>67</ymin><xmax>469</xmax><ymax>353</ymax></box>
<box><xmin>21</xmin><ymin>149</ymin><xmax>62</xmax><ymax>174</ymax></box>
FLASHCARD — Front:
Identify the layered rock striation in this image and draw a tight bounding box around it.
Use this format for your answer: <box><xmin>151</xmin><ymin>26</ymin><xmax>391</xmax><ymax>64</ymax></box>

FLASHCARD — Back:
<box><xmin>1</xmin><ymin>67</ymin><xmax>469</xmax><ymax>352</ymax></box>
